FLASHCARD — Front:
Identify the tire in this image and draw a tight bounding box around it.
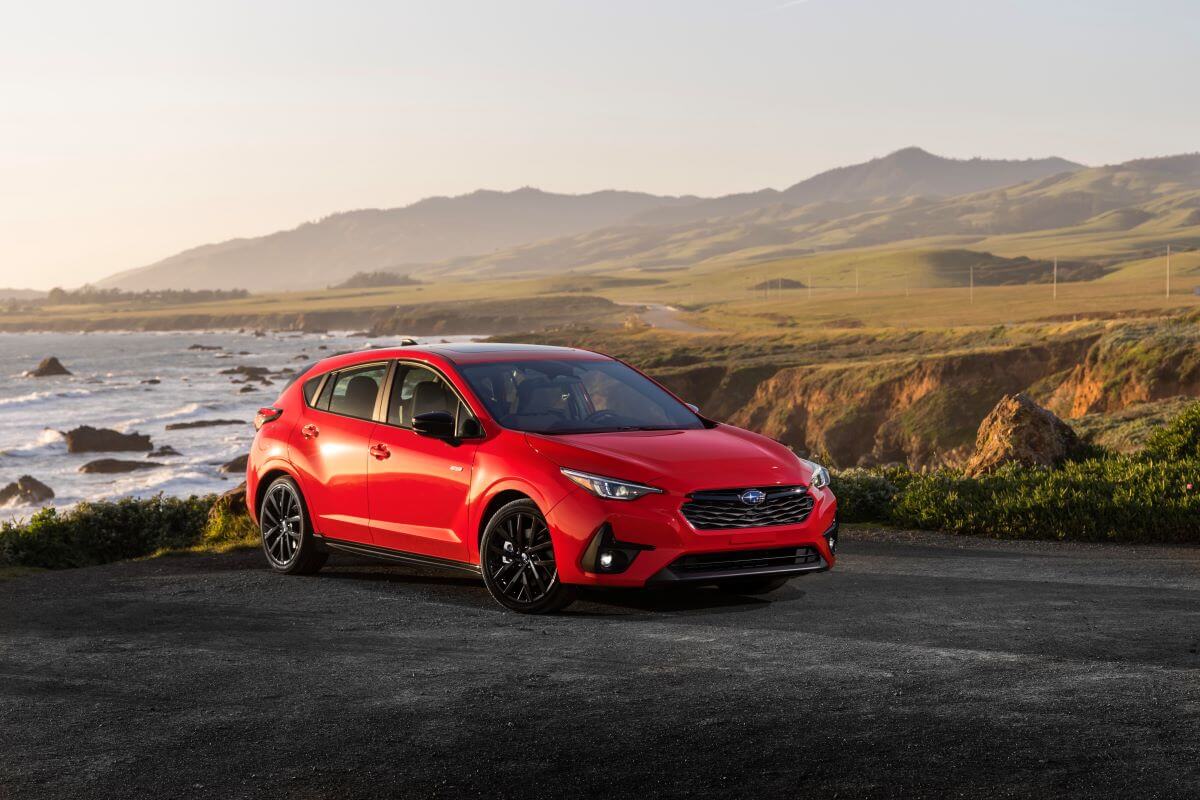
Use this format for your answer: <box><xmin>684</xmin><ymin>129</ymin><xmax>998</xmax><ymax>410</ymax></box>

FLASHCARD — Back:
<box><xmin>715</xmin><ymin>575</ymin><xmax>791</xmax><ymax>595</ymax></box>
<box><xmin>259</xmin><ymin>476</ymin><xmax>327</xmax><ymax>575</ymax></box>
<box><xmin>480</xmin><ymin>499</ymin><xmax>575</xmax><ymax>614</ymax></box>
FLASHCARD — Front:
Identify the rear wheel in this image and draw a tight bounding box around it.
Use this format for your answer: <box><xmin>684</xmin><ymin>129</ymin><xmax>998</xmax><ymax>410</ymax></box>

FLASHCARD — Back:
<box><xmin>481</xmin><ymin>499</ymin><xmax>575</xmax><ymax>614</ymax></box>
<box><xmin>259</xmin><ymin>476</ymin><xmax>326</xmax><ymax>575</ymax></box>
<box><xmin>715</xmin><ymin>575</ymin><xmax>791</xmax><ymax>595</ymax></box>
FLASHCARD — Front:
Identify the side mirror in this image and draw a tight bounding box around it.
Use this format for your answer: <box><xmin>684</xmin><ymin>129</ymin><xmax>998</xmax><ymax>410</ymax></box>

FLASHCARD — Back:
<box><xmin>413</xmin><ymin>411</ymin><xmax>456</xmax><ymax>439</ymax></box>
<box><xmin>685</xmin><ymin>402</ymin><xmax>700</xmax><ymax>414</ymax></box>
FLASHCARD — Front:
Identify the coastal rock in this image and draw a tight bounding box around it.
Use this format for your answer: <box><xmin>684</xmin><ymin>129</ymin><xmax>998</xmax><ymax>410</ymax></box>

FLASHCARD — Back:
<box><xmin>964</xmin><ymin>393</ymin><xmax>1084</xmax><ymax>477</ymax></box>
<box><xmin>64</xmin><ymin>426</ymin><xmax>152</xmax><ymax>453</ymax></box>
<box><xmin>187</xmin><ymin>344</ymin><xmax>222</xmax><ymax>351</ymax></box>
<box><xmin>164</xmin><ymin>419</ymin><xmax>244</xmax><ymax>431</ymax></box>
<box><xmin>79</xmin><ymin>459</ymin><xmax>164</xmax><ymax>474</ymax></box>
<box><xmin>148</xmin><ymin>446</ymin><xmax>182</xmax><ymax>457</ymax></box>
<box><xmin>219</xmin><ymin>365</ymin><xmax>271</xmax><ymax>378</ymax></box>
<box><xmin>208</xmin><ymin>480</ymin><xmax>249</xmax><ymax>523</ymax></box>
<box><xmin>0</xmin><ymin>475</ymin><xmax>55</xmax><ymax>506</ymax></box>
<box><xmin>219</xmin><ymin>454</ymin><xmax>249</xmax><ymax>474</ymax></box>
<box><xmin>27</xmin><ymin>357</ymin><xmax>71</xmax><ymax>377</ymax></box>
<box><xmin>239</xmin><ymin>385</ymin><xmax>257</xmax><ymax>393</ymax></box>
<box><xmin>141</xmin><ymin>378</ymin><xmax>161</xmax><ymax>385</ymax></box>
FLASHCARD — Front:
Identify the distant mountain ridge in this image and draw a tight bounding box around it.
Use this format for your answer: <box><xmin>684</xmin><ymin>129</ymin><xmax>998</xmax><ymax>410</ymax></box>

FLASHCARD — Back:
<box><xmin>632</xmin><ymin>147</ymin><xmax>1082</xmax><ymax>226</ymax></box>
<box><xmin>99</xmin><ymin>148</ymin><xmax>1086</xmax><ymax>291</ymax></box>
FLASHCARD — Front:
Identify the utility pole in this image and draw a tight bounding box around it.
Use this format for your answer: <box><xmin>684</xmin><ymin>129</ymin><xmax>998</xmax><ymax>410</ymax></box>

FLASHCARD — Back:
<box><xmin>1166</xmin><ymin>245</ymin><xmax>1172</xmax><ymax>298</ymax></box>
<box><xmin>1053</xmin><ymin>256</ymin><xmax>1057</xmax><ymax>301</ymax></box>
<box><xmin>905</xmin><ymin>268</ymin><xmax>910</xmax><ymax>298</ymax></box>
<box><xmin>970</xmin><ymin>265</ymin><xmax>975</xmax><ymax>304</ymax></box>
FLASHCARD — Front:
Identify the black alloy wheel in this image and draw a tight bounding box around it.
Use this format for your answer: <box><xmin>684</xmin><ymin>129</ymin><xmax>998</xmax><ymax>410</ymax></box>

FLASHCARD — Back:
<box><xmin>481</xmin><ymin>499</ymin><xmax>575</xmax><ymax>613</ymax></box>
<box><xmin>259</xmin><ymin>476</ymin><xmax>326</xmax><ymax>575</ymax></box>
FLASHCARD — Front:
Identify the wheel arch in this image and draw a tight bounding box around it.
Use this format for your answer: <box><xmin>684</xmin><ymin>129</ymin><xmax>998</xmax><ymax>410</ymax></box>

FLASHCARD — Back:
<box><xmin>477</xmin><ymin>489</ymin><xmax>534</xmax><ymax>546</ymax></box>
<box><xmin>255</xmin><ymin>466</ymin><xmax>301</xmax><ymax>519</ymax></box>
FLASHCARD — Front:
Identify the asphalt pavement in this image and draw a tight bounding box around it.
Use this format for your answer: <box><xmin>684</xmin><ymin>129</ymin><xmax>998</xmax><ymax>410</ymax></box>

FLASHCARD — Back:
<box><xmin>2</xmin><ymin>527</ymin><xmax>1198</xmax><ymax>799</ymax></box>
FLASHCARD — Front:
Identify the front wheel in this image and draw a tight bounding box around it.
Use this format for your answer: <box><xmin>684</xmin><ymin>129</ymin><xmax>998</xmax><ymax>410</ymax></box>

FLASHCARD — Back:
<box><xmin>481</xmin><ymin>499</ymin><xmax>575</xmax><ymax>614</ymax></box>
<box><xmin>259</xmin><ymin>476</ymin><xmax>326</xmax><ymax>575</ymax></box>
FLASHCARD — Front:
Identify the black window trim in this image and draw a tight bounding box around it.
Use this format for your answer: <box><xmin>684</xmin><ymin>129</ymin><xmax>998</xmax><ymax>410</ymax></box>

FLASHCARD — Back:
<box><xmin>308</xmin><ymin>360</ymin><xmax>391</xmax><ymax>422</ymax></box>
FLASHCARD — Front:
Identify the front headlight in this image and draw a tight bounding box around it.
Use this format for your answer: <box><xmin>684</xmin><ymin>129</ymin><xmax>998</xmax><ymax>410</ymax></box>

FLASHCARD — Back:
<box><xmin>561</xmin><ymin>468</ymin><xmax>663</xmax><ymax>501</ymax></box>
<box><xmin>801</xmin><ymin>458</ymin><xmax>830</xmax><ymax>490</ymax></box>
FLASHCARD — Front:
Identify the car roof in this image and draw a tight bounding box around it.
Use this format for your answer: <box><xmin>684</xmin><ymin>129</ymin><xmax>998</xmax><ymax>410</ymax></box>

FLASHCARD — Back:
<box><xmin>325</xmin><ymin>341</ymin><xmax>610</xmax><ymax>366</ymax></box>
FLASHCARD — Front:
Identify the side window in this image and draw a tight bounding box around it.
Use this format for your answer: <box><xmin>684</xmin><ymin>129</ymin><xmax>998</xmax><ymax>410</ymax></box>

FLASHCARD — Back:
<box><xmin>387</xmin><ymin>364</ymin><xmax>470</xmax><ymax>432</ymax></box>
<box><xmin>325</xmin><ymin>363</ymin><xmax>387</xmax><ymax>420</ymax></box>
<box><xmin>302</xmin><ymin>374</ymin><xmax>324</xmax><ymax>406</ymax></box>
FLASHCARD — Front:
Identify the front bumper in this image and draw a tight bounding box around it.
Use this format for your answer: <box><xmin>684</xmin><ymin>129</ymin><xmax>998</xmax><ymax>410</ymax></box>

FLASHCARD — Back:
<box><xmin>545</xmin><ymin>484</ymin><xmax>838</xmax><ymax>587</ymax></box>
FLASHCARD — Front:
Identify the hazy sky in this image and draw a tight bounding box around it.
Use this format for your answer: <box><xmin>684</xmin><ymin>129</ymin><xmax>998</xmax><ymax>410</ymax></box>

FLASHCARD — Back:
<box><xmin>3</xmin><ymin>0</ymin><xmax>1198</xmax><ymax>289</ymax></box>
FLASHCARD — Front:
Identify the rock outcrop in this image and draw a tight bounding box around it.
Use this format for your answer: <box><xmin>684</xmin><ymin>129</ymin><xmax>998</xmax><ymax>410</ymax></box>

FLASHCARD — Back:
<box><xmin>79</xmin><ymin>459</ymin><xmax>164</xmax><ymax>474</ymax></box>
<box><xmin>714</xmin><ymin>339</ymin><xmax>1094</xmax><ymax>468</ymax></box>
<box><xmin>219</xmin><ymin>454</ymin><xmax>249</xmax><ymax>474</ymax></box>
<box><xmin>27</xmin><ymin>357</ymin><xmax>71</xmax><ymax>377</ymax></box>
<box><xmin>64</xmin><ymin>426</ymin><xmax>153</xmax><ymax>453</ymax></box>
<box><xmin>164</xmin><ymin>419</ymin><xmax>243</xmax><ymax>431</ymax></box>
<box><xmin>964</xmin><ymin>393</ymin><xmax>1083</xmax><ymax>477</ymax></box>
<box><xmin>208</xmin><ymin>481</ymin><xmax>249</xmax><ymax>524</ymax></box>
<box><xmin>0</xmin><ymin>475</ymin><xmax>55</xmax><ymax>506</ymax></box>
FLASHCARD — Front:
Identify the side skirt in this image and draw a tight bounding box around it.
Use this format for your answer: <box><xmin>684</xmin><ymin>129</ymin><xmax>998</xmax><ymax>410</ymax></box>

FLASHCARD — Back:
<box><xmin>316</xmin><ymin>535</ymin><xmax>482</xmax><ymax>576</ymax></box>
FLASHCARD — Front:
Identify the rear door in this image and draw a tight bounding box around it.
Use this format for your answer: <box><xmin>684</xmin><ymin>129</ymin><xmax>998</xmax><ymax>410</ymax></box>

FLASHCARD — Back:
<box><xmin>288</xmin><ymin>361</ymin><xmax>388</xmax><ymax>544</ymax></box>
<box><xmin>367</xmin><ymin>362</ymin><xmax>479</xmax><ymax>562</ymax></box>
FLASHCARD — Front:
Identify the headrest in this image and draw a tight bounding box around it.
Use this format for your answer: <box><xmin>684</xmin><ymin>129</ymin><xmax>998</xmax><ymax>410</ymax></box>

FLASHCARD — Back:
<box><xmin>343</xmin><ymin>374</ymin><xmax>378</xmax><ymax>417</ymax></box>
<box><xmin>412</xmin><ymin>380</ymin><xmax>452</xmax><ymax>417</ymax></box>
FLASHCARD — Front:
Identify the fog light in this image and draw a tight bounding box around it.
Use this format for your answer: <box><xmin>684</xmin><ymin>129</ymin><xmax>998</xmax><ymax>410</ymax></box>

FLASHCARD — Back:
<box><xmin>827</xmin><ymin>536</ymin><xmax>837</xmax><ymax>553</ymax></box>
<box><xmin>598</xmin><ymin>551</ymin><xmax>615</xmax><ymax>569</ymax></box>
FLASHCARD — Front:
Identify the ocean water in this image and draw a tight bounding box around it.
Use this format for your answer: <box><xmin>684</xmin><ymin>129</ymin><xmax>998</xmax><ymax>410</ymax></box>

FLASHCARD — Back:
<box><xmin>0</xmin><ymin>331</ymin><xmax>481</xmax><ymax>523</ymax></box>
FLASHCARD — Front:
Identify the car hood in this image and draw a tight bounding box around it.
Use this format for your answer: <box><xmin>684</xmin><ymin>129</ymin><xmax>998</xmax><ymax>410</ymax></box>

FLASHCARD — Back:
<box><xmin>525</xmin><ymin>425</ymin><xmax>809</xmax><ymax>493</ymax></box>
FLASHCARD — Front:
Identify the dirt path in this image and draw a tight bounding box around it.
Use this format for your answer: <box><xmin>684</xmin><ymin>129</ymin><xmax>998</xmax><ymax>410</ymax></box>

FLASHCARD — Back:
<box><xmin>623</xmin><ymin>302</ymin><xmax>712</xmax><ymax>333</ymax></box>
<box><xmin>2</xmin><ymin>528</ymin><xmax>1198</xmax><ymax>798</ymax></box>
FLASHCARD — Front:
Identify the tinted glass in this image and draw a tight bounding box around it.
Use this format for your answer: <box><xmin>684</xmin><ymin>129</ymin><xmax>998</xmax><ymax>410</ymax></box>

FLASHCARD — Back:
<box><xmin>456</xmin><ymin>359</ymin><xmax>703</xmax><ymax>434</ymax></box>
<box><xmin>326</xmin><ymin>363</ymin><xmax>387</xmax><ymax>420</ymax></box>
<box><xmin>302</xmin><ymin>374</ymin><xmax>323</xmax><ymax>405</ymax></box>
<box><xmin>387</xmin><ymin>363</ymin><xmax>471</xmax><ymax>433</ymax></box>
<box><xmin>281</xmin><ymin>362</ymin><xmax>316</xmax><ymax>395</ymax></box>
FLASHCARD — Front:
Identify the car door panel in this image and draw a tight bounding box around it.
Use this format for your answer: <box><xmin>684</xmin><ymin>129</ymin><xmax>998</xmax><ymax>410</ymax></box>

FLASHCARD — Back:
<box><xmin>368</xmin><ymin>364</ymin><xmax>478</xmax><ymax>562</ymax></box>
<box><xmin>288</xmin><ymin>363</ymin><xmax>387</xmax><ymax>544</ymax></box>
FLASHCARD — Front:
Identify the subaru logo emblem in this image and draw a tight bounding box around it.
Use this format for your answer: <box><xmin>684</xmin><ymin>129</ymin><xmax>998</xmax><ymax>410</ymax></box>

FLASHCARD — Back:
<box><xmin>740</xmin><ymin>489</ymin><xmax>766</xmax><ymax>506</ymax></box>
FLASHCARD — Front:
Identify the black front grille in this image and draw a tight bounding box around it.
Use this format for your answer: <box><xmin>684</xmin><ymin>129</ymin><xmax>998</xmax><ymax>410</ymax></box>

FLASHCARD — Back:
<box><xmin>680</xmin><ymin>485</ymin><xmax>814</xmax><ymax>530</ymax></box>
<box><xmin>672</xmin><ymin>546</ymin><xmax>821</xmax><ymax>574</ymax></box>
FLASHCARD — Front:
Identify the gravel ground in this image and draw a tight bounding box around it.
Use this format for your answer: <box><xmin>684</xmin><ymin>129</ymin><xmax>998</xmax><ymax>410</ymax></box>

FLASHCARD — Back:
<box><xmin>2</xmin><ymin>527</ymin><xmax>1199</xmax><ymax>799</ymax></box>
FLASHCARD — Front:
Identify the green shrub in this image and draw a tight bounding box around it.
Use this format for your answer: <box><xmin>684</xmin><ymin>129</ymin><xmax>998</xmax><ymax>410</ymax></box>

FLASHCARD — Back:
<box><xmin>836</xmin><ymin>456</ymin><xmax>1200</xmax><ymax>543</ymax></box>
<box><xmin>201</xmin><ymin>498</ymin><xmax>259</xmax><ymax>550</ymax></box>
<box><xmin>1142</xmin><ymin>401</ymin><xmax>1200</xmax><ymax>461</ymax></box>
<box><xmin>831</xmin><ymin>468</ymin><xmax>898</xmax><ymax>522</ymax></box>
<box><xmin>0</xmin><ymin>495</ymin><xmax>215</xmax><ymax>569</ymax></box>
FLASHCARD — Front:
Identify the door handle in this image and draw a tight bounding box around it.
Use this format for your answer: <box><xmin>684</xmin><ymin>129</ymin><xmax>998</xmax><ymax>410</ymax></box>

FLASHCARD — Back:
<box><xmin>369</xmin><ymin>443</ymin><xmax>390</xmax><ymax>460</ymax></box>
<box><xmin>301</xmin><ymin>424</ymin><xmax>319</xmax><ymax>439</ymax></box>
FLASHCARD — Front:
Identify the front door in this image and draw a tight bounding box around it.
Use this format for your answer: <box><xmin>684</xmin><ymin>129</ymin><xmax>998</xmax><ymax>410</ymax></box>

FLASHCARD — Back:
<box><xmin>368</xmin><ymin>363</ymin><xmax>478</xmax><ymax>562</ymax></box>
<box><xmin>288</xmin><ymin>362</ymin><xmax>387</xmax><ymax>544</ymax></box>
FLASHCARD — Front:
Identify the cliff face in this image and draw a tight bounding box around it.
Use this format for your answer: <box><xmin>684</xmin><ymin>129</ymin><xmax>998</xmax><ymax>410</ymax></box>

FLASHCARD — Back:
<box><xmin>1041</xmin><ymin>324</ymin><xmax>1200</xmax><ymax>418</ymax></box>
<box><xmin>654</xmin><ymin>339</ymin><xmax>1097</xmax><ymax>468</ymax></box>
<box><xmin>654</xmin><ymin>319</ymin><xmax>1200</xmax><ymax>468</ymax></box>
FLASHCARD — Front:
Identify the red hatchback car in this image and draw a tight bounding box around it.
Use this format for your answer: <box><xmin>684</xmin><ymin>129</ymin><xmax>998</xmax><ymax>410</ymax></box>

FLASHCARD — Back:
<box><xmin>247</xmin><ymin>343</ymin><xmax>837</xmax><ymax>613</ymax></box>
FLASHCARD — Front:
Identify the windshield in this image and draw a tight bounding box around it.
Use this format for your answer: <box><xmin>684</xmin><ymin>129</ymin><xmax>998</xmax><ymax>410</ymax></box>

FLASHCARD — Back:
<box><xmin>456</xmin><ymin>358</ymin><xmax>704</xmax><ymax>434</ymax></box>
